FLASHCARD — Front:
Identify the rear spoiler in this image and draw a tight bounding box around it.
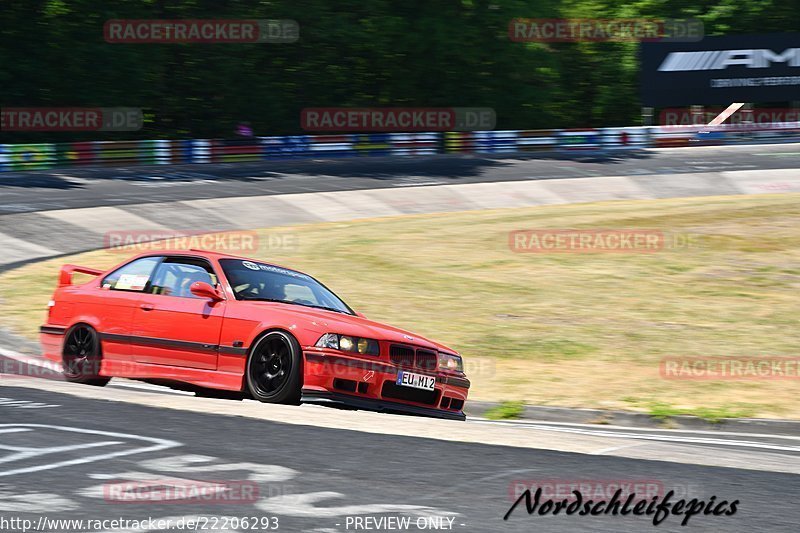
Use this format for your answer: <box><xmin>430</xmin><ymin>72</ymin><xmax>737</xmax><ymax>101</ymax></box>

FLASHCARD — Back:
<box><xmin>59</xmin><ymin>264</ymin><xmax>104</xmax><ymax>287</ymax></box>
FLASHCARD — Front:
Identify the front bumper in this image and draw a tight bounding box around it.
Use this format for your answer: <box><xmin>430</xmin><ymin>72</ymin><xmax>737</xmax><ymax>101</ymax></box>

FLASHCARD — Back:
<box><xmin>302</xmin><ymin>390</ymin><xmax>466</xmax><ymax>421</ymax></box>
<box><xmin>303</xmin><ymin>350</ymin><xmax>469</xmax><ymax>421</ymax></box>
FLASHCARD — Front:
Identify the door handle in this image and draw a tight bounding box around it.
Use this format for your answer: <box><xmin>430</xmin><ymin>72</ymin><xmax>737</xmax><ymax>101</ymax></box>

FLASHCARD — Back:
<box><xmin>140</xmin><ymin>304</ymin><xmax>155</xmax><ymax>311</ymax></box>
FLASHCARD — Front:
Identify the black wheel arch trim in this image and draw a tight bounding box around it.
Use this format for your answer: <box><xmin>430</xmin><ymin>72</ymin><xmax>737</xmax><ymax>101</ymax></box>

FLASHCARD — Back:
<box><xmin>40</xmin><ymin>325</ymin><xmax>67</xmax><ymax>336</ymax></box>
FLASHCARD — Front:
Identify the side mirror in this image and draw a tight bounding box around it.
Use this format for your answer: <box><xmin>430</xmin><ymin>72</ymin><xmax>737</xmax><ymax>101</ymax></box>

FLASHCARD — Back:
<box><xmin>355</xmin><ymin>311</ymin><xmax>367</xmax><ymax>319</ymax></box>
<box><xmin>190</xmin><ymin>281</ymin><xmax>223</xmax><ymax>302</ymax></box>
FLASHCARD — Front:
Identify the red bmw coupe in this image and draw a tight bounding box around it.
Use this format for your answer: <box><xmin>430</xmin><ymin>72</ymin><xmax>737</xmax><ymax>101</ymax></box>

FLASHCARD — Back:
<box><xmin>40</xmin><ymin>250</ymin><xmax>469</xmax><ymax>420</ymax></box>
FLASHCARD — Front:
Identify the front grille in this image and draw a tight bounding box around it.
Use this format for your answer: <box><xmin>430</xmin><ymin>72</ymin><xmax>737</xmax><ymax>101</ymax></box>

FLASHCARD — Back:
<box><xmin>381</xmin><ymin>380</ymin><xmax>441</xmax><ymax>406</ymax></box>
<box><xmin>415</xmin><ymin>349</ymin><xmax>437</xmax><ymax>371</ymax></box>
<box><xmin>390</xmin><ymin>344</ymin><xmax>440</xmax><ymax>371</ymax></box>
<box><xmin>389</xmin><ymin>345</ymin><xmax>415</xmax><ymax>367</ymax></box>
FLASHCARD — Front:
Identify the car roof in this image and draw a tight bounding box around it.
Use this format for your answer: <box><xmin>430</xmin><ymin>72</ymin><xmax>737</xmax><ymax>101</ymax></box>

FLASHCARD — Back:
<box><xmin>127</xmin><ymin>248</ymin><xmax>300</xmax><ymax>274</ymax></box>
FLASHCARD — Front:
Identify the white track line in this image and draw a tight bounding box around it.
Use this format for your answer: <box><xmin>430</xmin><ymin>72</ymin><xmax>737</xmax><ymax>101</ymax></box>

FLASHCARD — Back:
<box><xmin>469</xmin><ymin>417</ymin><xmax>800</xmax><ymax>441</ymax></box>
<box><xmin>0</xmin><ymin>424</ymin><xmax>179</xmax><ymax>477</ymax></box>
<box><xmin>470</xmin><ymin>420</ymin><xmax>800</xmax><ymax>453</ymax></box>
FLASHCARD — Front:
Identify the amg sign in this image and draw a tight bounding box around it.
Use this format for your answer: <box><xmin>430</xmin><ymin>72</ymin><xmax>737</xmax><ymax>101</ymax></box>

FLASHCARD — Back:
<box><xmin>658</xmin><ymin>49</ymin><xmax>800</xmax><ymax>71</ymax></box>
<box><xmin>641</xmin><ymin>33</ymin><xmax>800</xmax><ymax>106</ymax></box>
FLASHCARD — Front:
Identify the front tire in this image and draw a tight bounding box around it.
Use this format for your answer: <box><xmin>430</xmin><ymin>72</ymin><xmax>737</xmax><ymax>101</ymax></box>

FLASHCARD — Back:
<box><xmin>245</xmin><ymin>331</ymin><xmax>302</xmax><ymax>404</ymax></box>
<box><xmin>62</xmin><ymin>324</ymin><xmax>110</xmax><ymax>386</ymax></box>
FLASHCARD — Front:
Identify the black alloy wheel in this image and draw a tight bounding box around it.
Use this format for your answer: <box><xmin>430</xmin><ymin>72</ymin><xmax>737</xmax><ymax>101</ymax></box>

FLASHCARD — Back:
<box><xmin>246</xmin><ymin>330</ymin><xmax>302</xmax><ymax>404</ymax></box>
<box><xmin>62</xmin><ymin>324</ymin><xmax>110</xmax><ymax>386</ymax></box>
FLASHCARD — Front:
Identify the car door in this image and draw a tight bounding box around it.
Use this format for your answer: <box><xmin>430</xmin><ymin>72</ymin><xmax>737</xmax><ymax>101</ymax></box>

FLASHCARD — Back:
<box><xmin>94</xmin><ymin>256</ymin><xmax>163</xmax><ymax>362</ymax></box>
<box><xmin>131</xmin><ymin>256</ymin><xmax>225</xmax><ymax>370</ymax></box>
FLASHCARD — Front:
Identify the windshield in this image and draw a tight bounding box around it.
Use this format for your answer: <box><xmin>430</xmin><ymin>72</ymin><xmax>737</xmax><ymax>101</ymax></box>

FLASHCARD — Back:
<box><xmin>219</xmin><ymin>259</ymin><xmax>353</xmax><ymax>315</ymax></box>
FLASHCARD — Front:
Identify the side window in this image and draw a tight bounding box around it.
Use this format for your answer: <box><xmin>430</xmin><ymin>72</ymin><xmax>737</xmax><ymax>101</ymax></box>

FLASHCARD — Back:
<box><xmin>102</xmin><ymin>257</ymin><xmax>161</xmax><ymax>292</ymax></box>
<box><xmin>148</xmin><ymin>259</ymin><xmax>216</xmax><ymax>299</ymax></box>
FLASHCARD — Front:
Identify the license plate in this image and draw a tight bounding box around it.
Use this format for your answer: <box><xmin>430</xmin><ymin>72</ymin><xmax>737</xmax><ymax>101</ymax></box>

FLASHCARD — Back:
<box><xmin>396</xmin><ymin>371</ymin><xmax>436</xmax><ymax>391</ymax></box>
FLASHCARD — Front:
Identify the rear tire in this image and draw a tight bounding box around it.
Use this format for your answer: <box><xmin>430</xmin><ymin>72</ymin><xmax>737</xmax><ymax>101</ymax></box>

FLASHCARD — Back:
<box><xmin>62</xmin><ymin>324</ymin><xmax>110</xmax><ymax>387</ymax></box>
<box><xmin>245</xmin><ymin>331</ymin><xmax>302</xmax><ymax>404</ymax></box>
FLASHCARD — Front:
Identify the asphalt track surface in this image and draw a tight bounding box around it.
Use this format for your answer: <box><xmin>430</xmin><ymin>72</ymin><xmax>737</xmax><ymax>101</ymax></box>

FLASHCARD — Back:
<box><xmin>1</xmin><ymin>145</ymin><xmax>800</xmax><ymax>532</ymax></box>
<box><xmin>0</xmin><ymin>383</ymin><xmax>799</xmax><ymax>533</ymax></box>
<box><xmin>2</xmin><ymin>143</ymin><xmax>800</xmax><ymax>214</ymax></box>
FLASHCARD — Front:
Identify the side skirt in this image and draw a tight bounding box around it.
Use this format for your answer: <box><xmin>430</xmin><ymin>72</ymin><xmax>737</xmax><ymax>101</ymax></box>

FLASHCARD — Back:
<box><xmin>100</xmin><ymin>359</ymin><xmax>244</xmax><ymax>392</ymax></box>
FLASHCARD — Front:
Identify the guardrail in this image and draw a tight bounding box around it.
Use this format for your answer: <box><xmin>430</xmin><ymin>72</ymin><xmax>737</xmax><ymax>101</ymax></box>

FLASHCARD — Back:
<box><xmin>1</xmin><ymin>124</ymin><xmax>799</xmax><ymax>171</ymax></box>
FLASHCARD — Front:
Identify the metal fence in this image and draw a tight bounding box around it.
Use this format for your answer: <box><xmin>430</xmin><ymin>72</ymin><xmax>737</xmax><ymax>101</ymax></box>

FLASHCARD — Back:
<box><xmin>1</xmin><ymin>125</ymin><xmax>799</xmax><ymax>171</ymax></box>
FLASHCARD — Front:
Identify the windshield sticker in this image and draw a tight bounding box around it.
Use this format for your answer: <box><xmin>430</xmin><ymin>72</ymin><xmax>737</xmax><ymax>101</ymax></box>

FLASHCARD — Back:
<box><xmin>240</xmin><ymin>260</ymin><xmax>312</xmax><ymax>280</ymax></box>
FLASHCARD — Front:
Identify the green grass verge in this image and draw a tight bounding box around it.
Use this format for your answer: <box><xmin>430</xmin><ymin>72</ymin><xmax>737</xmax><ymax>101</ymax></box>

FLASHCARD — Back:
<box><xmin>483</xmin><ymin>401</ymin><xmax>526</xmax><ymax>420</ymax></box>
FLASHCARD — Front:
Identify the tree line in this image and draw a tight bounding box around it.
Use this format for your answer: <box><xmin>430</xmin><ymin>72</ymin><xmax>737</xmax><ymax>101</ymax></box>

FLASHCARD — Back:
<box><xmin>2</xmin><ymin>0</ymin><xmax>798</xmax><ymax>141</ymax></box>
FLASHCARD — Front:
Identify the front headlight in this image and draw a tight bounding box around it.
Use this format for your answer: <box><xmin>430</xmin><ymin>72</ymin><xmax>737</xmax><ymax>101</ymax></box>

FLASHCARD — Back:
<box><xmin>438</xmin><ymin>352</ymin><xmax>464</xmax><ymax>372</ymax></box>
<box><xmin>339</xmin><ymin>335</ymin><xmax>355</xmax><ymax>351</ymax></box>
<box><xmin>315</xmin><ymin>333</ymin><xmax>379</xmax><ymax>356</ymax></box>
<box><xmin>315</xmin><ymin>333</ymin><xmax>340</xmax><ymax>350</ymax></box>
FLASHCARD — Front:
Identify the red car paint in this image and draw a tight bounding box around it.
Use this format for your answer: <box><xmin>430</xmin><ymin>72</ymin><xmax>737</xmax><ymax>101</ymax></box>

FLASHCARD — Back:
<box><xmin>40</xmin><ymin>250</ymin><xmax>469</xmax><ymax>420</ymax></box>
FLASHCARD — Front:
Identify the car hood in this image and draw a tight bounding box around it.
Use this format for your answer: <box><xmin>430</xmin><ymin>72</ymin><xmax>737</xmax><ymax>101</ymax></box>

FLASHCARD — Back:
<box><xmin>240</xmin><ymin>301</ymin><xmax>457</xmax><ymax>353</ymax></box>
